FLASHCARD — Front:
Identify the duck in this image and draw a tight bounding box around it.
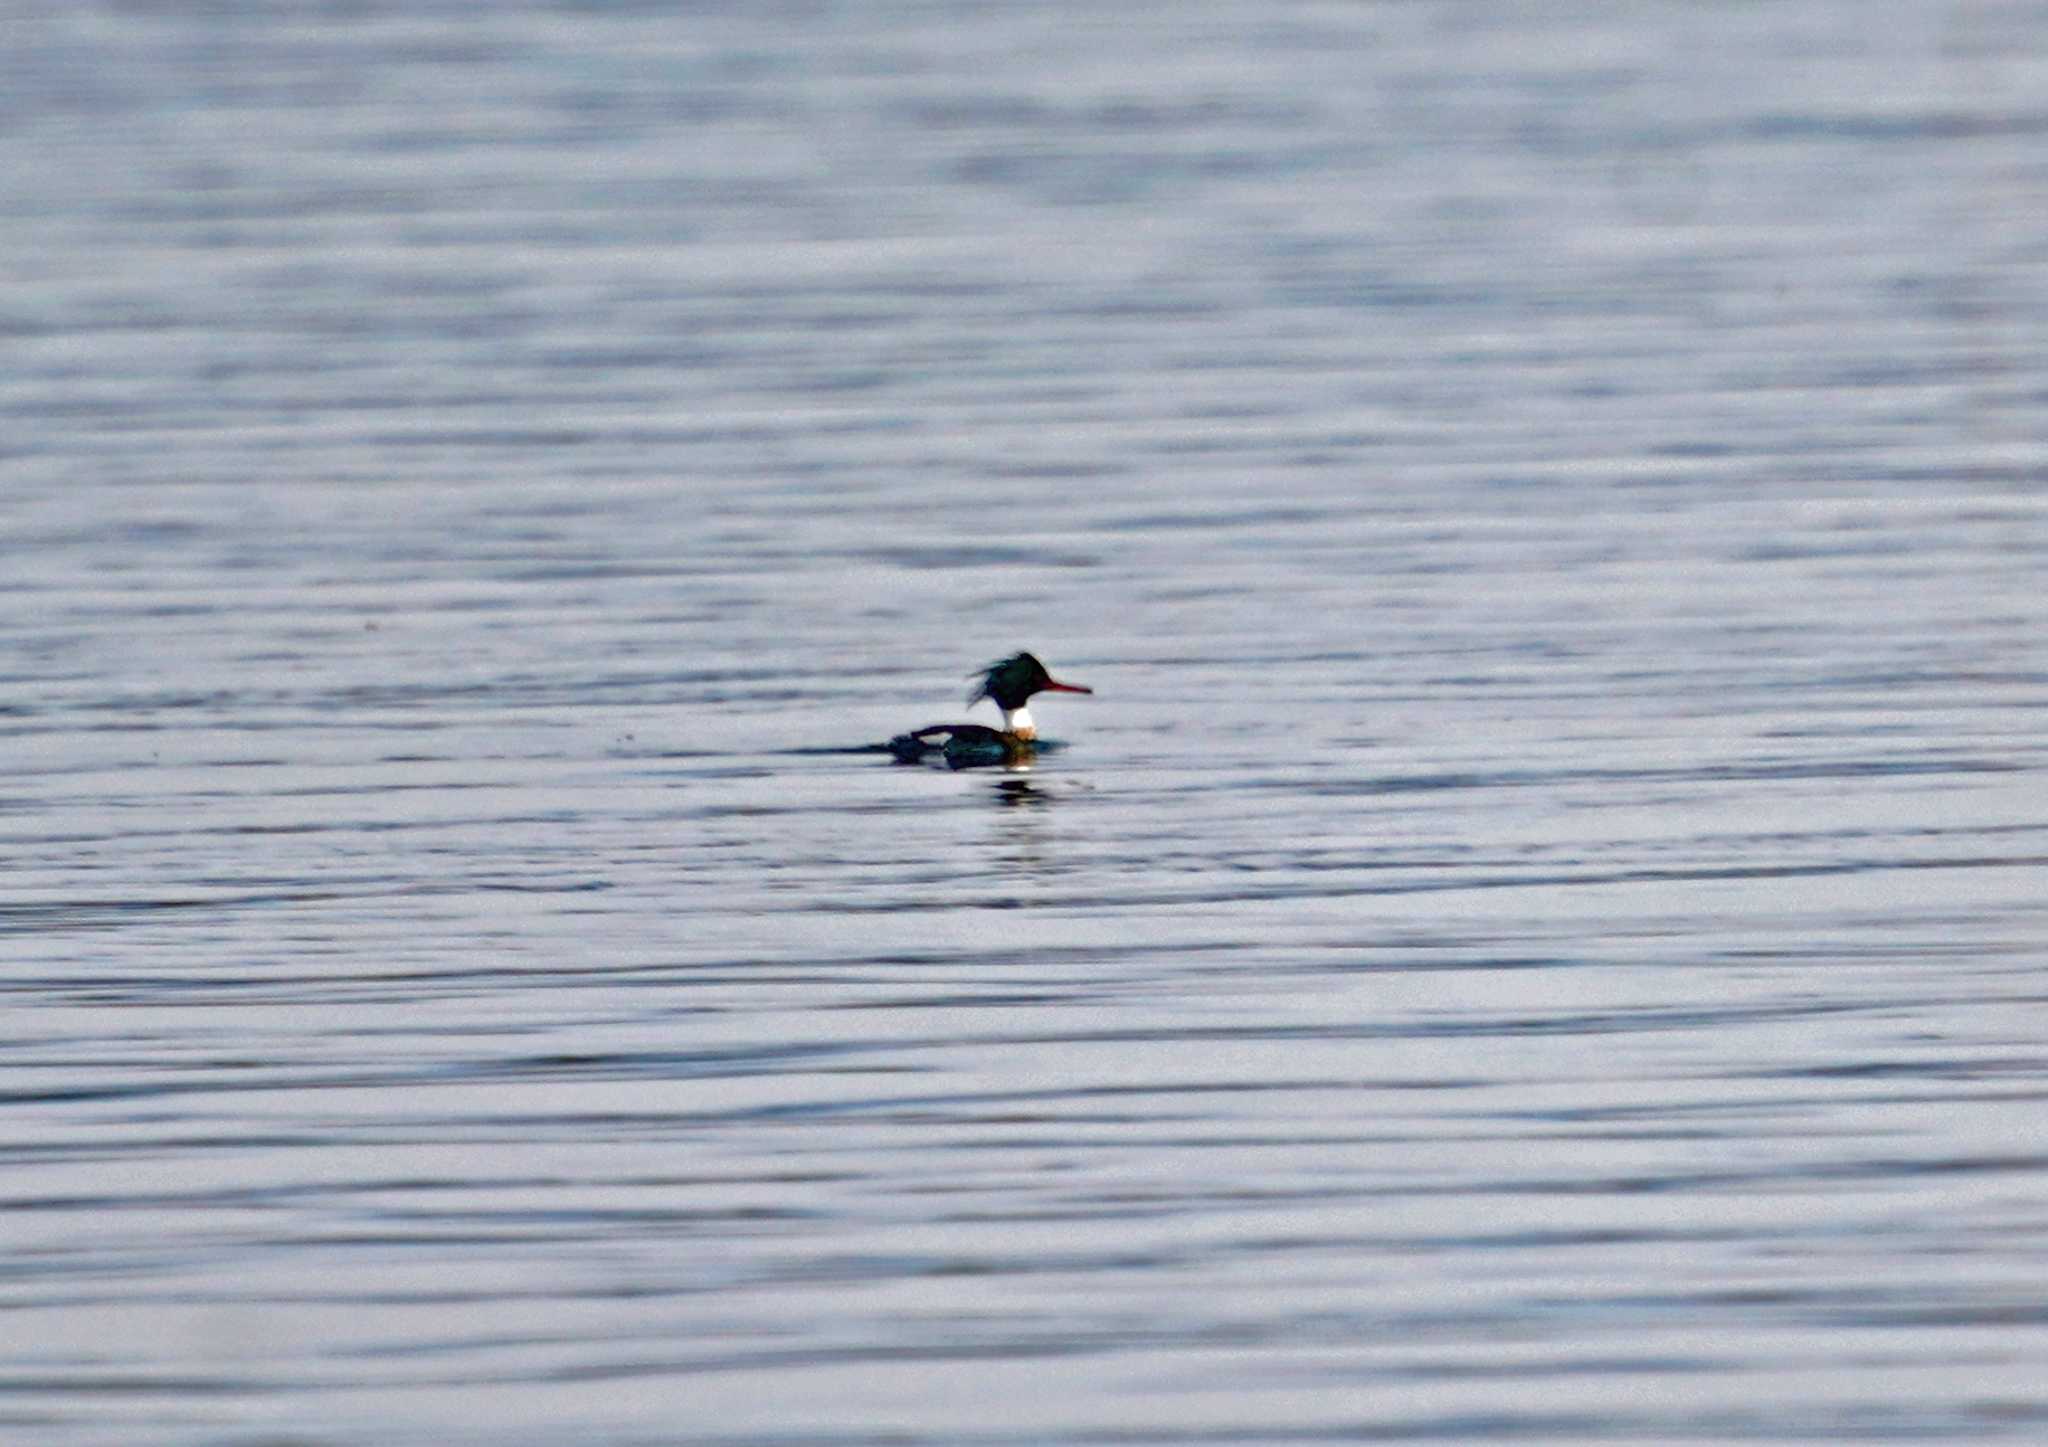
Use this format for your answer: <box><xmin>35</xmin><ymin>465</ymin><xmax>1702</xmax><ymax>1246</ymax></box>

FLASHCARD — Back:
<box><xmin>887</xmin><ymin>652</ymin><xmax>1093</xmax><ymax>769</ymax></box>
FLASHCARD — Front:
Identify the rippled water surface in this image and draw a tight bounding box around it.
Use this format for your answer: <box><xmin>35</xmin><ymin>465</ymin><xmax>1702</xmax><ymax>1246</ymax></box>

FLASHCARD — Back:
<box><xmin>6</xmin><ymin>3</ymin><xmax>2048</xmax><ymax>1443</ymax></box>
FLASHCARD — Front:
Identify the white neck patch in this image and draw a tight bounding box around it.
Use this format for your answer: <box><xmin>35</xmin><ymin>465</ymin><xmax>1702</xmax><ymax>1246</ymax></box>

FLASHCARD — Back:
<box><xmin>1000</xmin><ymin>704</ymin><xmax>1035</xmax><ymax>737</ymax></box>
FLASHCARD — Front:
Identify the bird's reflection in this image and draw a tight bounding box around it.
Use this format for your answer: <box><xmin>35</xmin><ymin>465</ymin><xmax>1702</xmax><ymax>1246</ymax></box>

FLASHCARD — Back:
<box><xmin>986</xmin><ymin>777</ymin><xmax>1055</xmax><ymax>873</ymax></box>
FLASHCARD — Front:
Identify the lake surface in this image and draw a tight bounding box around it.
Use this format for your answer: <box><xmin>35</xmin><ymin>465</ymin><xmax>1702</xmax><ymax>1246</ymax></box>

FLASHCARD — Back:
<box><xmin>5</xmin><ymin>3</ymin><xmax>2048</xmax><ymax>1443</ymax></box>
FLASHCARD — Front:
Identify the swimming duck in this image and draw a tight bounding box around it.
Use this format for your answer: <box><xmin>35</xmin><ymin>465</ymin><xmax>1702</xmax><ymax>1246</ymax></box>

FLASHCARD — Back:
<box><xmin>887</xmin><ymin>651</ymin><xmax>1093</xmax><ymax>769</ymax></box>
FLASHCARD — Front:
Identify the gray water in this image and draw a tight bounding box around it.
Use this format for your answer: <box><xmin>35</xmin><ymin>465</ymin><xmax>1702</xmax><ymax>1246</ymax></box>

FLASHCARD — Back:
<box><xmin>6</xmin><ymin>3</ymin><xmax>2048</xmax><ymax>1443</ymax></box>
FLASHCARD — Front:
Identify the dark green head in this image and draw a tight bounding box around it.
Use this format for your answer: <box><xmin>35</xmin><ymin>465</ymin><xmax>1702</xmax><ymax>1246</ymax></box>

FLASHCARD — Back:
<box><xmin>969</xmin><ymin>652</ymin><xmax>1093</xmax><ymax>711</ymax></box>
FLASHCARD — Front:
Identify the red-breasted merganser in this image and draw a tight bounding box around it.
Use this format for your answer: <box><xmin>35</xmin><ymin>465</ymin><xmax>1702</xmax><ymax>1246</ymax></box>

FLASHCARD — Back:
<box><xmin>888</xmin><ymin>652</ymin><xmax>1093</xmax><ymax>768</ymax></box>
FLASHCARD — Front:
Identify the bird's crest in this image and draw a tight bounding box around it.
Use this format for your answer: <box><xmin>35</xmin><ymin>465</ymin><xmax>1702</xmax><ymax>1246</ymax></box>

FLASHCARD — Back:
<box><xmin>968</xmin><ymin>651</ymin><xmax>1049</xmax><ymax>708</ymax></box>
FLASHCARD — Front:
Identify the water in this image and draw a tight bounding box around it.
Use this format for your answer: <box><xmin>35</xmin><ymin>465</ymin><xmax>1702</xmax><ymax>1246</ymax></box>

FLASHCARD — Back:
<box><xmin>6</xmin><ymin>2</ymin><xmax>2048</xmax><ymax>1443</ymax></box>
